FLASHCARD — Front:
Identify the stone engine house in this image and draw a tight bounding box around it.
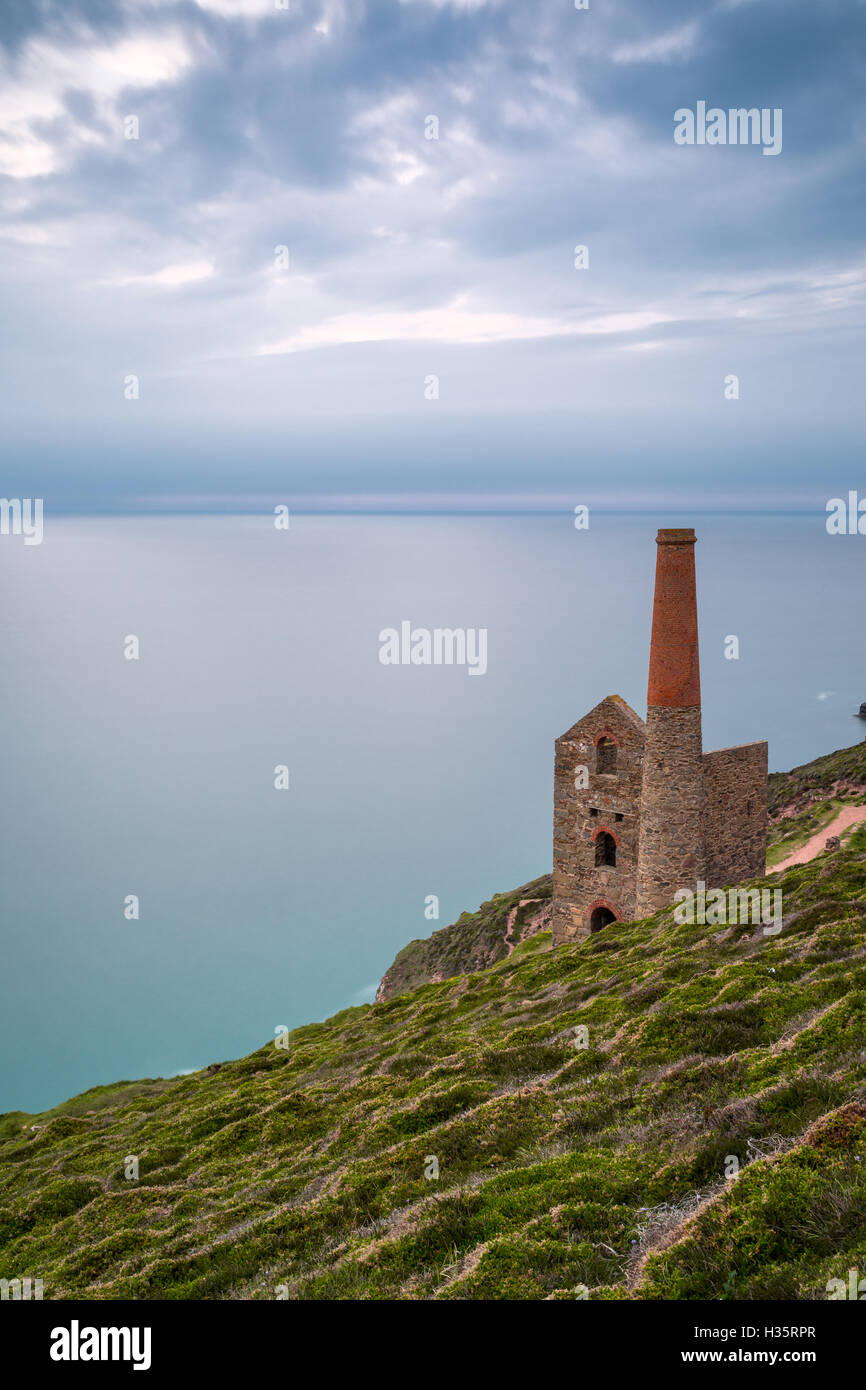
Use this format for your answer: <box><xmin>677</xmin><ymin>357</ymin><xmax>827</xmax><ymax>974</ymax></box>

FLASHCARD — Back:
<box><xmin>552</xmin><ymin>528</ymin><xmax>767</xmax><ymax>945</ymax></box>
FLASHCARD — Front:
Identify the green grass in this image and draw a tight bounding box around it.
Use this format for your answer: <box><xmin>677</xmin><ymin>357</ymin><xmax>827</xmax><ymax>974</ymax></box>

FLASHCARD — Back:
<box><xmin>3</xmin><ymin>745</ymin><xmax>864</xmax><ymax>1301</ymax></box>
<box><xmin>2</xmin><ymin>817</ymin><xmax>865</xmax><ymax>1300</ymax></box>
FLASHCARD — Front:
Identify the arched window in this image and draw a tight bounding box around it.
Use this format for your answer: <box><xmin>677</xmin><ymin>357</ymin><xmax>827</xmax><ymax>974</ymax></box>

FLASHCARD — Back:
<box><xmin>590</xmin><ymin>905</ymin><xmax>617</xmax><ymax>932</ymax></box>
<box><xmin>596</xmin><ymin>736</ymin><xmax>617</xmax><ymax>773</ymax></box>
<box><xmin>595</xmin><ymin>831</ymin><xmax>617</xmax><ymax>867</ymax></box>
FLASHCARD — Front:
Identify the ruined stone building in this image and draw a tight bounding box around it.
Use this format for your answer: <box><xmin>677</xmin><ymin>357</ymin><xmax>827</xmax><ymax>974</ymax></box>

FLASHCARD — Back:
<box><xmin>552</xmin><ymin>528</ymin><xmax>767</xmax><ymax>945</ymax></box>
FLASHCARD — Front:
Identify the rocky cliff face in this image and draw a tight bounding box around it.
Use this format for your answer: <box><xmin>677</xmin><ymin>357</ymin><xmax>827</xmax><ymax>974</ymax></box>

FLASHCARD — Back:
<box><xmin>375</xmin><ymin>875</ymin><xmax>552</xmax><ymax>1002</ymax></box>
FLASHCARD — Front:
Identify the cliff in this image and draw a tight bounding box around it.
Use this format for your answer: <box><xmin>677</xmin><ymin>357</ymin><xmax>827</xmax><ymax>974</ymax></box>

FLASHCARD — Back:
<box><xmin>375</xmin><ymin>876</ymin><xmax>552</xmax><ymax>1003</ymax></box>
<box><xmin>1</xmin><ymin>742</ymin><xmax>865</xmax><ymax>1301</ymax></box>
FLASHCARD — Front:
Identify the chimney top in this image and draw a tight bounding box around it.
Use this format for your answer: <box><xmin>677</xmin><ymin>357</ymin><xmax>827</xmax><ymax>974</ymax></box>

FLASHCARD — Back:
<box><xmin>656</xmin><ymin>528</ymin><xmax>696</xmax><ymax>546</ymax></box>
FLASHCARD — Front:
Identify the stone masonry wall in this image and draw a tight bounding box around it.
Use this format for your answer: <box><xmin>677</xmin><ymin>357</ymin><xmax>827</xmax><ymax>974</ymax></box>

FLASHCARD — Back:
<box><xmin>635</xmin><ymin>704</ymin><xmax>706</xmax><ymax>917</ymax></box>
<box><xmin>703</xmin><ymin>741</ymin><xmax>768</xmax><ymax>886</ymax></box>
<box><xmin>552</xmin><ymin>697</ymin><xmax>644</xmax><ymax>945</ymax></box>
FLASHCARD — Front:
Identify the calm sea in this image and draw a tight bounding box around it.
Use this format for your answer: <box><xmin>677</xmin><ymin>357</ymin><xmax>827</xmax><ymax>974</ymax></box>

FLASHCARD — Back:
<box><xmin>1</xmin><ymin>512</ymin><xmax>862</xmax><ymax>1112</ymax></box>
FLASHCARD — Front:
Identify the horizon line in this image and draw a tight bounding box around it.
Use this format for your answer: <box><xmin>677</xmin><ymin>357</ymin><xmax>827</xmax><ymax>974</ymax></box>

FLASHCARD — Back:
<box><xmin>33</xmin><ymin>504</ymin><xmax>827</xmax><ymax>519</ymax></box>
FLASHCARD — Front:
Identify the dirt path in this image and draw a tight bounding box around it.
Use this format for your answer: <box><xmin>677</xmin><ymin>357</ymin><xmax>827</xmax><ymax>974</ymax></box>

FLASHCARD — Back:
<box><xmin>503</xmin><ymin>898</ymin><xmax>545</xmax><ymax>956</ymax></box>
<box><xmin>769</xmin><ymin>804</ymin><xmax>866</xmax><ymax>874</ymax></box>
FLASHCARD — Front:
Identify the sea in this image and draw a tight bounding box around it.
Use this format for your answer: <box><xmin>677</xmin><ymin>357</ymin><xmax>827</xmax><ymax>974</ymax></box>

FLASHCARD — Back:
<box><xmin>1</xmin><ymin>510</ymin><xmax>862</xmax><ymax>1112</ymax></box>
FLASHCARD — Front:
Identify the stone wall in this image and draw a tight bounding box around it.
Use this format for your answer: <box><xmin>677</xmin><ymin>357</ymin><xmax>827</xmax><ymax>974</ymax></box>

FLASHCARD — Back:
<box><xmin>553</xmin><ymin>712</ymin><xmax>768</xmax><ymax>940</ymax></box>
<box><xmin>703</xmin><ymin>741</ymin><xmax>768</xmax><ymax>886</ymax></box>
<box><xmin>552</xmin><ymin>695</ymin><xmax>644</xmax><ymax>945</ymax></box>
<box><xmin>635</xmin><ymin>704</ymin><xmax>706</xmax><ymax>916</ymax></box>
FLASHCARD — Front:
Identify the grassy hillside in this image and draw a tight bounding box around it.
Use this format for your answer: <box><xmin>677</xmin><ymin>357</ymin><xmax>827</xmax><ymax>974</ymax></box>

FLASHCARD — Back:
<box><xmin>2</xmin><ymin>824</ymin><xmax>865</xmax><ymax>1300</ymax></box>
<box><xmin>767</xmin><ymin>737</ymin><xmax>866</xmax><ymax>816</ymax></box>
<box><xmin>765</xmin><ymin>740</ymin><xmax>866</xmax><ymax>866</ymax></box>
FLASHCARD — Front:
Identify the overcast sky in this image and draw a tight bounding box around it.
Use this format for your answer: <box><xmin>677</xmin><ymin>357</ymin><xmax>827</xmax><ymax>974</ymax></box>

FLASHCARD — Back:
<box><xmin>1</xmin><ymin>0</ymin><xmax>863</xmax><ymax>511</ymax></box>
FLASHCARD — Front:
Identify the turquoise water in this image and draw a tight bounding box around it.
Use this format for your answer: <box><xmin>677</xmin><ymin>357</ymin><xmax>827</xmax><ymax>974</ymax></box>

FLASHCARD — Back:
<box><xmin>1</xmin><ymin>512</ymin><xmax>862</xmax><ymax>1112</ymax></box>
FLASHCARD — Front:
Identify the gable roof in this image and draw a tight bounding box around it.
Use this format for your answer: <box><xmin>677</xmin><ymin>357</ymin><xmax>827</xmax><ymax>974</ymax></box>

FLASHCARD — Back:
<box><xmin>556</xmin><ymin>693</ymin><xmax>645</xmax><ymax>745</ymax></box>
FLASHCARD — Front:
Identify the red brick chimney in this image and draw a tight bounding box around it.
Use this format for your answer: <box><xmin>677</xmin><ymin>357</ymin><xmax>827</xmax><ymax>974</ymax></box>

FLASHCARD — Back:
<box><xmin>646</xmin><ymin>529</ymin><xmax>701</xmax><ymax>708</ymax></box>
<box><xmin>636</xmin><ymin>528</ymin><xmax>706</xmax><ymax>914</ymax></box>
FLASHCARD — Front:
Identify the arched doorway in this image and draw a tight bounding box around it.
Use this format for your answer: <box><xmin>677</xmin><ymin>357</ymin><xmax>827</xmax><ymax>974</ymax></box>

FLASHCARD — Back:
<box><xmin>590</xmin><ymin>905</ymin><xmax>617</xmax><ymax>932</ymax></box>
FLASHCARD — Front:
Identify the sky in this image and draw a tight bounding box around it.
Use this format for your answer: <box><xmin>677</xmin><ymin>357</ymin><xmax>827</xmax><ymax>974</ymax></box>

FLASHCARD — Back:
<box><xmin>0</xmin><ymin>0</ymin><xmax>864</xmax><ymax>512</ymax></box>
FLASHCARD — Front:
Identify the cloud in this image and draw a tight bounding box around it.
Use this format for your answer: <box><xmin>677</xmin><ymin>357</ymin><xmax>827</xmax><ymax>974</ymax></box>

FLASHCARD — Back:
<box><xmin>190</xmin><ymin>0</ymin><xmax>279</xmax><ymax>14</ymax></box>
<box><xmin>612</xmin><ymin>21</ymin><xmax>699</xmax><ymax>65</ymax></box>
<box><xmin>398</xmin><ymin>0</ymin><xmax>502</xmax><ymax>8</ymax></box>
<box><xmin>0</xmin><ymin>25</ymin><xmax>196</xmax><ymax>176</ymax></box>
<box><xmin>102</xmin><ymin>259</ymin><xmax>215</xmax><ymax>287</ymax></box>
<box><xmin>258</xmin><ymin>298</ymin><xmax>672</xmax><ymax>353</ymax></box>
<box><xmin>0</xmin><ymin>0</ymin><xmax>863</xmax><ymax>508</ymax></box>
